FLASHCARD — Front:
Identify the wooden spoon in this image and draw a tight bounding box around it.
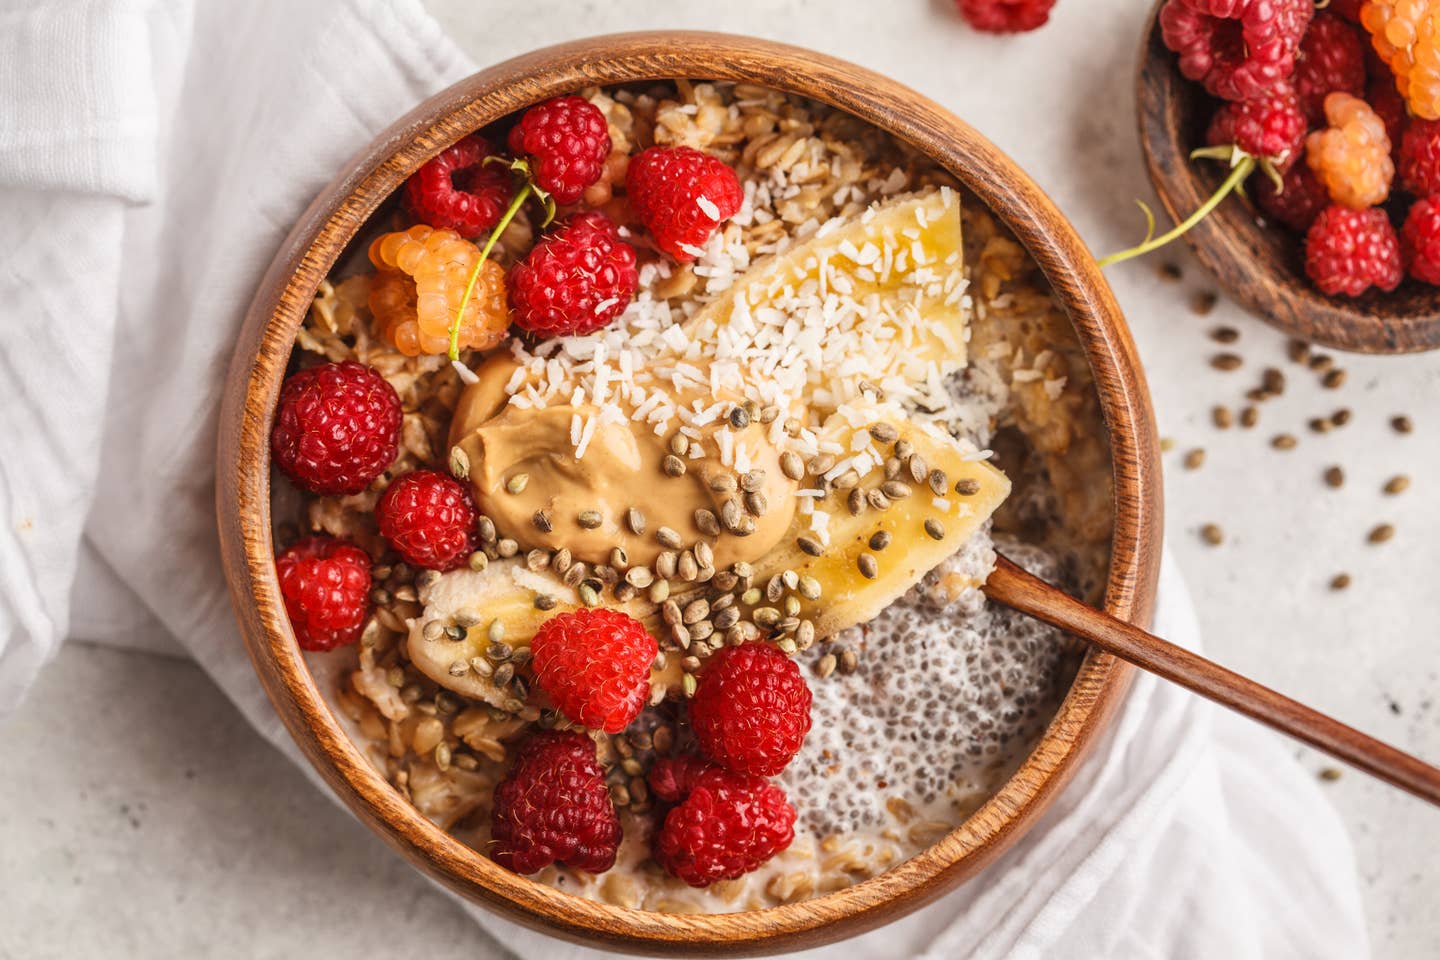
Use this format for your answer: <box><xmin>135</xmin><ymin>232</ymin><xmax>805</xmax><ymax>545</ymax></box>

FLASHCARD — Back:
<box><xmin>985</xmin><ymin>555</ymin><xmax>1440</xmax><ymax>806</ymax></box>
<box><xmin>1134</xmin><ymin>0</ymin><xmax>1440</xmax><ymax>354</ymax></box>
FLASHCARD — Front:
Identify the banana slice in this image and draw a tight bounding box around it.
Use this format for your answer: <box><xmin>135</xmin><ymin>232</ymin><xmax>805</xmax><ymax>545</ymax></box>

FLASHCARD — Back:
<box><xmin>731</xmin><ymin>415</ymin><xmax>1008</xmax><ymax>639</ymax></box>
<box><xmin>682</xmin><ymin>189</ymin><xmax>969</xmax><ymax>407</ymax></box>
<box><xmin>406</xmin><ymin>562</ymin><xmax>683</xmax><ymax>706</ymax></box>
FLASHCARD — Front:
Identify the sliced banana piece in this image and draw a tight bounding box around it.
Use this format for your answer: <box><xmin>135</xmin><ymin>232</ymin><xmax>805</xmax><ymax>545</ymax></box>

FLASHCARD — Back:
<box><xmin>740</xmin><ymin>416</ymin><xmax>1009</xmax><ymax>639</ymax></box>
<box><xmin>682</xmin><ymin>189</ymin><xmax>969</xmax><ymax>407</ymax></box>
<box><xmin>406</xmin><ymin>563</ymin><xmax>680</xmax><ymax>706</ymax></box>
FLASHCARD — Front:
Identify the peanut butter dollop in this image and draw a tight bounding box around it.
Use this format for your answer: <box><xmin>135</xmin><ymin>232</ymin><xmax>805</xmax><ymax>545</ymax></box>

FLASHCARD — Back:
<box><xmin>449</xmin><ymin>354</ymin><xmax>798</xmax><ymax>568</ymax></box>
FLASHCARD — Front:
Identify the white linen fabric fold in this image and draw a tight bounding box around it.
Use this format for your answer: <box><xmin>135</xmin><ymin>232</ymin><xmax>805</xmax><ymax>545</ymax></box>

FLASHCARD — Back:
<box><xmin>0</xmin><ymin>0</ymin><xmax>1370</xmax><ymax>956</ymax></box>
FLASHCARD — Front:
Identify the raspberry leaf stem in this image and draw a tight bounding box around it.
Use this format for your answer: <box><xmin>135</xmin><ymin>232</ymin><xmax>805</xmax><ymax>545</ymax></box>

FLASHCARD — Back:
<box><xmin>1098</xmin><ymin>156</ymin><xmax>1256</xmax><ymax>268</ymax></box>
<box><xmin>448</xmin><ymin>181</ymin><xmax>529</xmax><ymax>361</ymax></box>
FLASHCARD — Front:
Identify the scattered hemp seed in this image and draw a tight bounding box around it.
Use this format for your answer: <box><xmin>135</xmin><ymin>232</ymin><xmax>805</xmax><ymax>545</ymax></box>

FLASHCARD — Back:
<box><xmin>1319</xmin><ymin>767</ymin><xmax>1344</xmax><ymax>782</ymax></box>
<box><xmin>662</xmin><ymin>454</ymin><xmax>687</xmax><ymax>477</ymax></box>
<box><xmin>577</xmin><ymin>510</ymin><xmax>603</xmax><ymax>529</ymax></box>
<box><xmin>1262</xmin><ymin>367</ymin><xmax>1286</xmax><ymax>394</ymax></box>
<box><xmin>1392</xmin><ymin>415</ymin><xmax>1414</xmax><ymax>434</ymax></box>
<box><xmin>1322</xmin><ymin>368</ymin><xmax>1347</xmax><ymax>389</ymax></box>
<box><xmin>727</xmin><ymin>406</ymin><xmax>751</xmax><ymax>430</ymax></box>
<box><xmin>1272</xmin><ymin>433</ymin><xmax>1298</xmax><ymax>450</ymax></box>
<box><xmin>924</xmin><ymin>518</ymin><xmax>946</xmax><ymax>541</ymax></box>
<box><xmin>1309</xmin><ymin>417</ymin><xmax>1333</xmax><ymax>434</ymax></box>
<box><xmin>780</xmin><ymin>451</ymin><xmax>804</xmax><ymax>481</ymax></box>
<box><xmin>954</xmin><ymin>477</ymin><xmax>981</xmax><ymax>496</ymax></box>
<box><xmin>1368</xmin><ymin>523</ymin><xmax>1395</xmax><ymax>544</ymax></box>
<box><xmin>505</xmin><ymin>473</ymin><xmax>529</xmax><ymax>495</ymax></box>
<box><xmin>1383</xmin><ymin>475</ymin><xmax>1411</xmax><ymax>495</ymax></box>
<box><xmin>1324</xmin><ymin>466</ymin><xmax>1345</xmax><ymax>488</ymax></box>
<box><xmin>1201</xmin><ymin>523</ymin><xmax>1224</xmax><ymax>545</ymax></box>
<box><xmin>1191</xmin><ymin>292</ymin><xmax>1218</xmax><ymax>316</ymax></box>
<box><xmin>1288</xmin><ymin>339</ymin><xmax>1310</xmax><ymax>364</ymax></box>
<box><xmin>1159</xmin><ymin>261</ymin><xmax>1182</xmax><ymax>281</ymax></box>
<box><xmin>1183</xmin><ymin>448</ymin><xmax>1206</xmax><ymax>470</ymax></box>
<box><xmin>1240</xmin><ymin>405</ymin><xmax>1259</xmax><ymax>428</ymax></box>
<box><xmin>1210</xmin><ymin>323</ymin><xmax>1239</xmax><ymax>342</ymax></box>
<box><xmin>1211</xmin><ymin>353</ymin><xmax>1243</xmax><ymax>371</ymax></box>
<box><xmin>532</xmin><ymin>510</ymin><xmax>553</xmax><ymax>533</ymax></box>
<box><xmin>1331</xmin><ymin>408</ymin><xmax>1352</xmax><ymax>427</ymax></box>
<box><xmin>857</xmin><ymin>553</ymin><xmax>879</xmax><ymax>579</ymax></box>
<box><xmin>1160</xmin><ymin>436</ymin><xmax>1176</xmax><ymax>453</ymax></box>
<box><xmin>1309</xmin><ymin>353</ymin><xmax>1334</xmax><ymax>373</ymax></box>
<box><xmin>1212</xmin><ymin>406</ymin><xmax>1234</xmax><ymax>429</ymax></box>
<box><xmin>1329</xmin><ymin>573</ymin><xmax>1352</xmax><ymax>591</ymax></box>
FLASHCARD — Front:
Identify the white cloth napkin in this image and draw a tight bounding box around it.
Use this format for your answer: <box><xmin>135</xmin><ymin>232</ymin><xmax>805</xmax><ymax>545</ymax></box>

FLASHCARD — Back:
<box><xmin>0</xmin><ymin>0</ymin><xmax>1371</xmax><ymax>956</ymax></box>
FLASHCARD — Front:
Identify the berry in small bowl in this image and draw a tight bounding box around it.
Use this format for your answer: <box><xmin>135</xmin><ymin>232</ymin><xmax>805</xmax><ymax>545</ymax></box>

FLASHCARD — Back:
<box><xmin>1134</xmin><ymin>0</ymin><xmax>1440</xmax><ymax>353</ymax></box>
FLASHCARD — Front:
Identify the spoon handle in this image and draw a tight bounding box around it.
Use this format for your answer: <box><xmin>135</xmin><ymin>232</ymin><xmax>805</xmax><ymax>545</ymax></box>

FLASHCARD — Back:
<box><xmin>985</xmin><ymin>555</ymin><xmax>1440</xmax><ymax>807</ymax></box>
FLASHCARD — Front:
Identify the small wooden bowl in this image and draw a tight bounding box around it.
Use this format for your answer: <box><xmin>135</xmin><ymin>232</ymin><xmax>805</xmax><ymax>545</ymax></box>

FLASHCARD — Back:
<box><xmin>1138</xmin><ymin>1</ymin><xmax>1440</xmax><ymax>354</ymax></box>
<box><xmin>217</xmin><ymin>32</ymin><xmax>1162</xmax><ymax>955</ymax></box>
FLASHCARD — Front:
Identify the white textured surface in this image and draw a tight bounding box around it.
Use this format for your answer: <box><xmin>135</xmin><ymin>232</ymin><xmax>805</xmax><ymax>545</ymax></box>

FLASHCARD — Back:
<box><xmin>1</xmin><ymin>0</ymin><xmax>1436</xmax><ymax>957</ymax></box>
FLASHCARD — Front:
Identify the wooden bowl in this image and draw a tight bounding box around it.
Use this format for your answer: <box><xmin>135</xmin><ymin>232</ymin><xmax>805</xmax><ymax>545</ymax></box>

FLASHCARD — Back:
<box><xmin>1138</xmin><ymin>1</ymin><xmax>1440</xmax><ymax>354</ymax></box>
<box><xmin>217</xmin><ymin>32</ymin><xmax>1162</xmax><ymax>955</ymax></box>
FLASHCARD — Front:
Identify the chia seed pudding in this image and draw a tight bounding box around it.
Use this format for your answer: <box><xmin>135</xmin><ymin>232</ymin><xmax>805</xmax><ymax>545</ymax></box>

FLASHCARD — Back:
<box><xmin>275</xmin><ymin>79</ymin><xmax>1113</xmax><ymax>914</ymax></box>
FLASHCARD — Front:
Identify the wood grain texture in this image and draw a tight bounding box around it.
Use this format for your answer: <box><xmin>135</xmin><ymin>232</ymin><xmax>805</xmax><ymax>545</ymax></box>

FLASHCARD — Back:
<box><xmin>1137</xmin><ymin>2</ymin><xmax>1440</xmax><ymax>355</ymax></box>
<box><xmin>986</xmin><ymin>556</ymin><xmax>1440</xmax><ymax>806</ymax></box>
<box><xmin>215</xmin><ymin>33</ymin><xmax>1164</xmax><ymax>955</ymax></box>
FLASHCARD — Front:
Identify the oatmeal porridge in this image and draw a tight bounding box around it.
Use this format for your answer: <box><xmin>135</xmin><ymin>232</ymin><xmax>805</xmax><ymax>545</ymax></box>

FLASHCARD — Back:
<box><xmin>271</xmin><ymin>79</ymin><xmax>1112</xmax><ymax>914</ymax></box>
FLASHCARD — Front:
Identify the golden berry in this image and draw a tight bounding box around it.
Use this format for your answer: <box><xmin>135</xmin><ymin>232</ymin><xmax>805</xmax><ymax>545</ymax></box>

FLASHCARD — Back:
<box><xmin>367</xmin><ymin>225</ymin><xmax>508</xmax><ymax>356</ymax></box>
<box><xmin>1306</xmin><ymin>92</ymin><xmax>1395</xmax><ymax>208</ymax></box>
<box><xmin>1360</xmin><ymin>0</ymin><xmax>1440</xmax><ymax>119</ymax></box>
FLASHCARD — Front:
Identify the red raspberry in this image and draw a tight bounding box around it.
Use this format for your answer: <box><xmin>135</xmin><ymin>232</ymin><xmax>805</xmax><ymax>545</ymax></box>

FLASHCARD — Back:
<box><xmin>490</xmin><ymin>730</ymin><xmax>621</xmax><ymax>875</ymax></box>
<box><xmin>648</xmin><ymin>754</ymin><xmax>796</xmax><ymax>887</ymax></box>
<box><xmin>624</xmin><ymin>146</ymin><xmax>744</xmax><ymax>262</ymax></box>
<box><xmin>508</xmin><ymin>211</ymin><xmax>638</xmax><ymax>339</ymax></box>
<box><xmin>271</xmin><ymin>360</ymin><xmax>401</xmax><ymax>496</ymax></box>
<box><xmin>1205</xmin><ymin>83</ymin><xmax>1307</xmax><ymax>170</ymax></box>
<box><xmin>275</xmin><ymin>536</ymin><xmax>371</xmax><ymax>652</ymax></box>
<box><xmin>507</xmin><ymin>96</ymin><xmax>611</xmax><ymax>205</ymax></box>
<box><xmin>1255</xmin><ymin>159</ymin><xmax>1330</xmax><ymax>232</ymax></box>
<box><xmin>955</xmin><ymin>0</ymin><xmax>1056</xmax><ymax>33</ymax></box>
<box><xmin>1368</xmin><ymin>76</ymin><xmax>1409</xmax><ymax>163</ymax></box>
<box><xmin>1305</xmin><ymin>204</ymin><xmax>1402</xmax><ymax>296</ymax></box>
<box><xmin>688</xmin><ymin>643</ymin><xmax>812</xmax><ymax>778</ymax></box>
<box><xmin>1159</xmin><ymin>0</ymin><xmax>1313</xmax><ymax>102</ymax></box>
<box><xmin>530</xmin><ymin>609</ymin><xmax>657</xmax><ymax>733</ymax></box>
<box><xmin>404</xmin><ymin>135</ymin><xmax>514</xmax><ymax>238</ymax></box>
<box><xmin>1330</xmin><ymin>0</ymin><xmax>1363</xmax><ymax>22</ymax></box>
<box><xmin>1293</xmin><ymin>13</ymin><xmax>1367</xmax><ymax>123</ymax></box>
<box><xmin>1402</xmin><ymin>194</ymin><xmax>1440</xmax><ymax>283</ymax></box>
<box><xmin>1399</xmin><ymin>117</ymin><xmax>1440</xmax><ymax>195</ymax></box>
<box><xmin>374</xmin><ymin>469</ymin><xmax>477</xmax><ymax>572</ymax></box>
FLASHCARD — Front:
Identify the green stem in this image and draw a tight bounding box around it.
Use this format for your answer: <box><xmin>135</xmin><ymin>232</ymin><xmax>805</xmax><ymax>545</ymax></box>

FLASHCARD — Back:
<box><xmin>448</xmin><ymin>182</ymin><xmax>531</xmax><ymax>361</ymax></box>
<box><xmin>1097</xmin><ymin>156</ymin><xmax>1255</xmax><ymax>269</ymax></box>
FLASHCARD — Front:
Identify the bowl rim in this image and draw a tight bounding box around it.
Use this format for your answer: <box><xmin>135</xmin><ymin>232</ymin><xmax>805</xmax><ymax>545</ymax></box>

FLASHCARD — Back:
<box><xmin>216</xmin><ymin>31</ymin><xmax>1163</xmax><ymax>956</ymax></box>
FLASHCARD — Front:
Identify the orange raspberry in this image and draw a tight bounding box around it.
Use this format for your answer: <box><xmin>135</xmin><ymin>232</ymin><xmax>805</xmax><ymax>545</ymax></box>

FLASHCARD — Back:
<box><xmin>1305</xmin><ymin>92</ymin><xmax>1395</xmax><ymax>208</ymax></box>
<box><xmin>367</xmin><ymin>225</ymin><xmax>508</xmax><ymax>356</ymax></box>
<box><xmin>1359</xmin><ymin>0</ymin><xmax>1440</xmax><ymax>119</ymax></box>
